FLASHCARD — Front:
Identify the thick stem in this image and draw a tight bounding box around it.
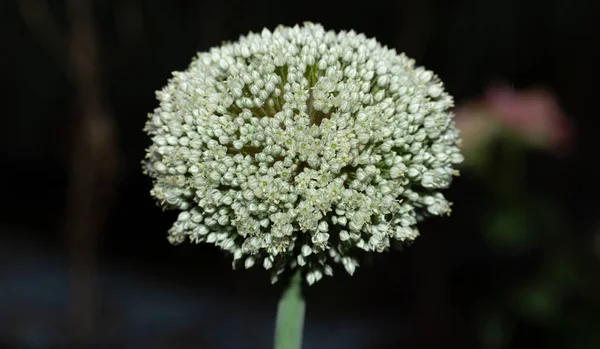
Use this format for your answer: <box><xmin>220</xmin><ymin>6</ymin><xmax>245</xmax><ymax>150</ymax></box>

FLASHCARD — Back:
<box><xmin>274</xmin><ymin>270</ymin><xmax>305</xmax><ymax>349</ymax></box>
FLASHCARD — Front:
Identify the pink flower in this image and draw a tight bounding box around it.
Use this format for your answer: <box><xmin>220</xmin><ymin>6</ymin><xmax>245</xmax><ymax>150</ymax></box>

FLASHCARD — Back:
<box><xmin>455</xmin><ymin>83</ymin><xmax>573</xmax><ymax>155</ymax></box>
<box><xmin>485</xmin><ymin>83</ymin><xmax>573</xmax><ymax>152</ymax></box>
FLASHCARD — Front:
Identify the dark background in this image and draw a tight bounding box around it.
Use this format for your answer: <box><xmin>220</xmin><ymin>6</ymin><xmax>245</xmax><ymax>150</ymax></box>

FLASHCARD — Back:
<box><xmin>1</xmin><ymin>0</ymin><xmax>599</xmax><ymax>348</ymax></box>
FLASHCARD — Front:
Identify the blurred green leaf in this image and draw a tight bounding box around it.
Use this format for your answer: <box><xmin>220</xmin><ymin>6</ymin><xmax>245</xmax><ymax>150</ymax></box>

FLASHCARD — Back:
<box><xmin>514</xmin><ymin>284</ymin><xmax>559</xmax><ymax>323</ymax></box>
<box><xmin>484</xmin><ymin>207</ymin><xmax>536</xmax><ymax>253</ymax></box>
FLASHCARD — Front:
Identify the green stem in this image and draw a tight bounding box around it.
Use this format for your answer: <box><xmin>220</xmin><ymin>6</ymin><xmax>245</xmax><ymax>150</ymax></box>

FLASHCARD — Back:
<box><xmin>274</xmin><ymin>270</ymin><xmax>305</xmax><ymax>349</ymax></box>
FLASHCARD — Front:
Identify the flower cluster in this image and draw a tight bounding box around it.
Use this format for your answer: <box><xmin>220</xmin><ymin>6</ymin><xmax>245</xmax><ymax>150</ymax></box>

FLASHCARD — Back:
<box><xmin>144</xmin><ymin>23</ymin><xmax>462</xmax><ymax>284</ymax></box>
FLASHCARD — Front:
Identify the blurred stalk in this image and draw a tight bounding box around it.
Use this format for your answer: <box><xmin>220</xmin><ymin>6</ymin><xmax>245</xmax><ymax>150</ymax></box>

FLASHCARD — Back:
<box><xmin>20</xmin><ymin>0</ymin><xmax>118</xmax><ymax>346</ymax></box>
<box><xmin>64</xmin><ymin>0</ymin><xmax>117</xmax><ymax>345</ymax></box>
<box><xmin>274</xmin><ymin>270</ymin><xmax>305</xmax><ymax>349</ymax></box>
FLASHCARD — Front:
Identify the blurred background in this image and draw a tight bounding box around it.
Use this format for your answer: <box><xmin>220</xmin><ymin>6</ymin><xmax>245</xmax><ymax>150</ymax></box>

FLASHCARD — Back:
<box><xmin>2</xmin><ymin>0</ymin><xmax>600</xmax><ymax>348</ymax></box>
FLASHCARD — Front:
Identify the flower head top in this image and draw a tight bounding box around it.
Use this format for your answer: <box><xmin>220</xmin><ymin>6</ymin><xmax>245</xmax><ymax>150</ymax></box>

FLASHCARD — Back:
<box><xmin>144</xmin><ymin>23</ymin><xmax>462</xmax><ymax>284</ymax></box>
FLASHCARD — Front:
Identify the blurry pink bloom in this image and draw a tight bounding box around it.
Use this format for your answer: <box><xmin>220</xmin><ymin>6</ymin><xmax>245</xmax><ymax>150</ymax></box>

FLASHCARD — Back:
<box><xmin>454</xmin><ymin>101</ymin><xmax>500</xmax><ymax>152</ymax></box>
<box><xmin>485</xmin><ymin>83</ymin><xmax>572</xmax><ymax>152</ymax></box>
<box><xmin>454</xmin><ymin>83</ymin><xmax>573</xmax><ymax>154</ymax></box>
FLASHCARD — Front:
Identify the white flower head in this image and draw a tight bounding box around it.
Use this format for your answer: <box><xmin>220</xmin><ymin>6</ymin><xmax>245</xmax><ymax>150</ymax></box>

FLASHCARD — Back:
<box><xmin>144</xmin><ymin>23</ymin><xmax>462</xmax><ymax>285</ymax></box>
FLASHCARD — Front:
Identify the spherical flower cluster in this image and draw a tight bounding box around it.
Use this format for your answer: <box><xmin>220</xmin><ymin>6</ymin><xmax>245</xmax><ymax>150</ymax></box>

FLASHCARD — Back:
<box><xmin>144</xmin><ymin>23</ymin><xmax>463</xmax><ymax>284</ymax></box>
